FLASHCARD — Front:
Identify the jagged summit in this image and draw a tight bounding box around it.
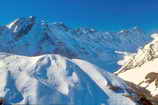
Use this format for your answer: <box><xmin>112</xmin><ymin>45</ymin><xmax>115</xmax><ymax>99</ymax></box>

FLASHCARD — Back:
<box><xmin>7</xmin><ymin>16</ymin><xmax>36</xmax><ymax>29</ymax></box>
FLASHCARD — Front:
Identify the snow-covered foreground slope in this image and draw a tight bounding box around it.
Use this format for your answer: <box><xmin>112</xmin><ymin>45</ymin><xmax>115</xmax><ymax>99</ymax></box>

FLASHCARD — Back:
<box><xmin>0</xmin><ymin>16</ymin><xmax>150</xmax><ymax>72</ymax></box>
<box><xmin>117</xmin><ymin>33</ymin><xmax>158</xmax><ymax>104</ymax></box>
<box><xmin>0</xmin><ymin>53</ymin><xmax>141</xmax><ymax>105</ymax></box>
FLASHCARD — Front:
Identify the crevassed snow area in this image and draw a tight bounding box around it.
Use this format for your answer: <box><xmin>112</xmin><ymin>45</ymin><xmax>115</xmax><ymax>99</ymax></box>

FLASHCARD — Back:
<box><xmin>0</xmin><ymin>53</ymin><xmax>137</xmax><ymax>105</ymax></box>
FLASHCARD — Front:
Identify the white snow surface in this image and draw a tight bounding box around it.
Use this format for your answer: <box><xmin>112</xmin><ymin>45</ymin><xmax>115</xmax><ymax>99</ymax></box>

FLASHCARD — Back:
<box><xmin>118</xmin><ymin>33</ymin><xmax>158</xmax><ymax>96</ymax></box>
<box><xmin>0</xmin><ymin>53</ymin><xmax>138</xmax><ymax>105</ymax></box>
<box><xmin>118</xmin><ymin>58</ymin><xmax>158</xmax><ymax>96</ymax></box>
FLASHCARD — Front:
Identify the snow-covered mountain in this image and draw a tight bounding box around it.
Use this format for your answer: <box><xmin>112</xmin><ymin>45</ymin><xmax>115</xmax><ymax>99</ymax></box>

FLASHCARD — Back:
<box><xmin>117</xmin><ymin>33</ymin><xmax>158</xmax><ymax>104</ymax></box>
<box><xmin>0</xmin><ymin>16</ymin><xmax>150</xmax><ymax>72</ymax></box>
<box><xmin>0</xmin><ymin>53</ymin><xmax>143</xmax><ymax>105</ymax></box>
<box><xmin>0</xmin><ymin>16</ymin><xmax>153</xmax><ymax>105</ymax></box>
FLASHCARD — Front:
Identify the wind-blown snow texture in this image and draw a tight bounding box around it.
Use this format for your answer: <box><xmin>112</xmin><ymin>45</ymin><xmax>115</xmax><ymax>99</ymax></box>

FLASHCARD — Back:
<box><xmin>0</xmin><ymin>53</ymin><xmax>138</xmax><ymax>105</ymax></box>
<box><xmin>0</xmin><ymin>16</ymin><xmax>150</xmax><ymax>72</ymax></box>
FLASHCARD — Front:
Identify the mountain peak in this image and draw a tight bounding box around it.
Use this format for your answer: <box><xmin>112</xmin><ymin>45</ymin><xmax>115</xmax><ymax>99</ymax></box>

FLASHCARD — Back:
<box><xmin>75</xmin><ymin>27</ymin><xmax>96</xmax><ymax>34</ymax></box>
<box><xmin>6</xmin><ymin>16</ymin><xmax>36</xmax><ymax>40</ymax></box>
<box><xmin>131</xmin><ymin>26</ymin><xmax>144</xmax><ymax>33</ymax></box>
<box><xmin>132</xmin><ymin>26</ymin><xmax>140</xmax><ymax>30</ymax></box>
<box><xmin>119</xmin><ymin>26</ymin><xmax>143</xmax><ymax>34</ymax></box>
<box><xmin>7</xmin><ymin>16</ymin><xmax>36</xmax><ymax>31</ymax></box>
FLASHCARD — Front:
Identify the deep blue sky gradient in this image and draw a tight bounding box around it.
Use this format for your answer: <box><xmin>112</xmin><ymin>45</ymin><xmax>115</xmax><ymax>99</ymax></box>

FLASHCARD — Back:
<box><xmin>0</xmin><ymin>0</ymin><xmax>158</xmax><ymax>33</ymax></box>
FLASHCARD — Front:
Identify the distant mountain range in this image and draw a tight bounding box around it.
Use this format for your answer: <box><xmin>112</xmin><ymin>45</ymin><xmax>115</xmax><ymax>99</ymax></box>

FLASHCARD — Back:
<box><xmin>0</xmin><ymin>16</ymin><xmax>151</xmax><ymax>72</ymax></box>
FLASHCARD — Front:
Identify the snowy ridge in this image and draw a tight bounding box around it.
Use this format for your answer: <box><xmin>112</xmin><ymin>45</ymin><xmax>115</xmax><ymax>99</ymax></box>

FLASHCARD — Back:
<box><xmin>117</xmin><ymin>33</ymin><xmax>158</xmax><ymax>104</ymax></box>
<box><xmin>0</xmin><ymin>53</ymin><xmax>139</xmax><ymax>105</ymax></box>
<box><xmin>117</xmin><ymin>33</ymin><xmax>158</xmax><ymax>74</ymax></box>
<box><xmin>0</xmin><ymin>16</ymin><xmax>151</xmax><ymax>71</ymax></box>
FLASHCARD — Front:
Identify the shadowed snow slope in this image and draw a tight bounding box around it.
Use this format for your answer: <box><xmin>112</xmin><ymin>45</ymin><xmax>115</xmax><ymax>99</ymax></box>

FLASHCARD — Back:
<box><xmin>0</xmin><ymin>16</ymin><xmax>151</xmax><ymax>72</ymax></box>
<box><xmin>0</xmin><ymin>53</ymin><xmax>139</xmax><ymax>105</ymax></box>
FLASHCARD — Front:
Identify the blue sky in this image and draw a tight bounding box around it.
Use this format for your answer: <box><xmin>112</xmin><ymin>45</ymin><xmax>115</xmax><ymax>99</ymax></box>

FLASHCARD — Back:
<box><xmin>0</xmin><ymin>0</ymin><xmax>158</xmax><ymax>33</ymax></box>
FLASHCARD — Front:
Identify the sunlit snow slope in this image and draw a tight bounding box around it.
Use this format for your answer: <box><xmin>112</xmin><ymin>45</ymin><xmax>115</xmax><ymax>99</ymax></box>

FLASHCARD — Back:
<box><xmin>0</xmin><ymin>53</ymin><xmax>139</xmax><ymax>105</ymax></box>
<box><xmin>117</xmin><ymin>33</ymin><xmax>158</xmax><ymax>104</ymax></box>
